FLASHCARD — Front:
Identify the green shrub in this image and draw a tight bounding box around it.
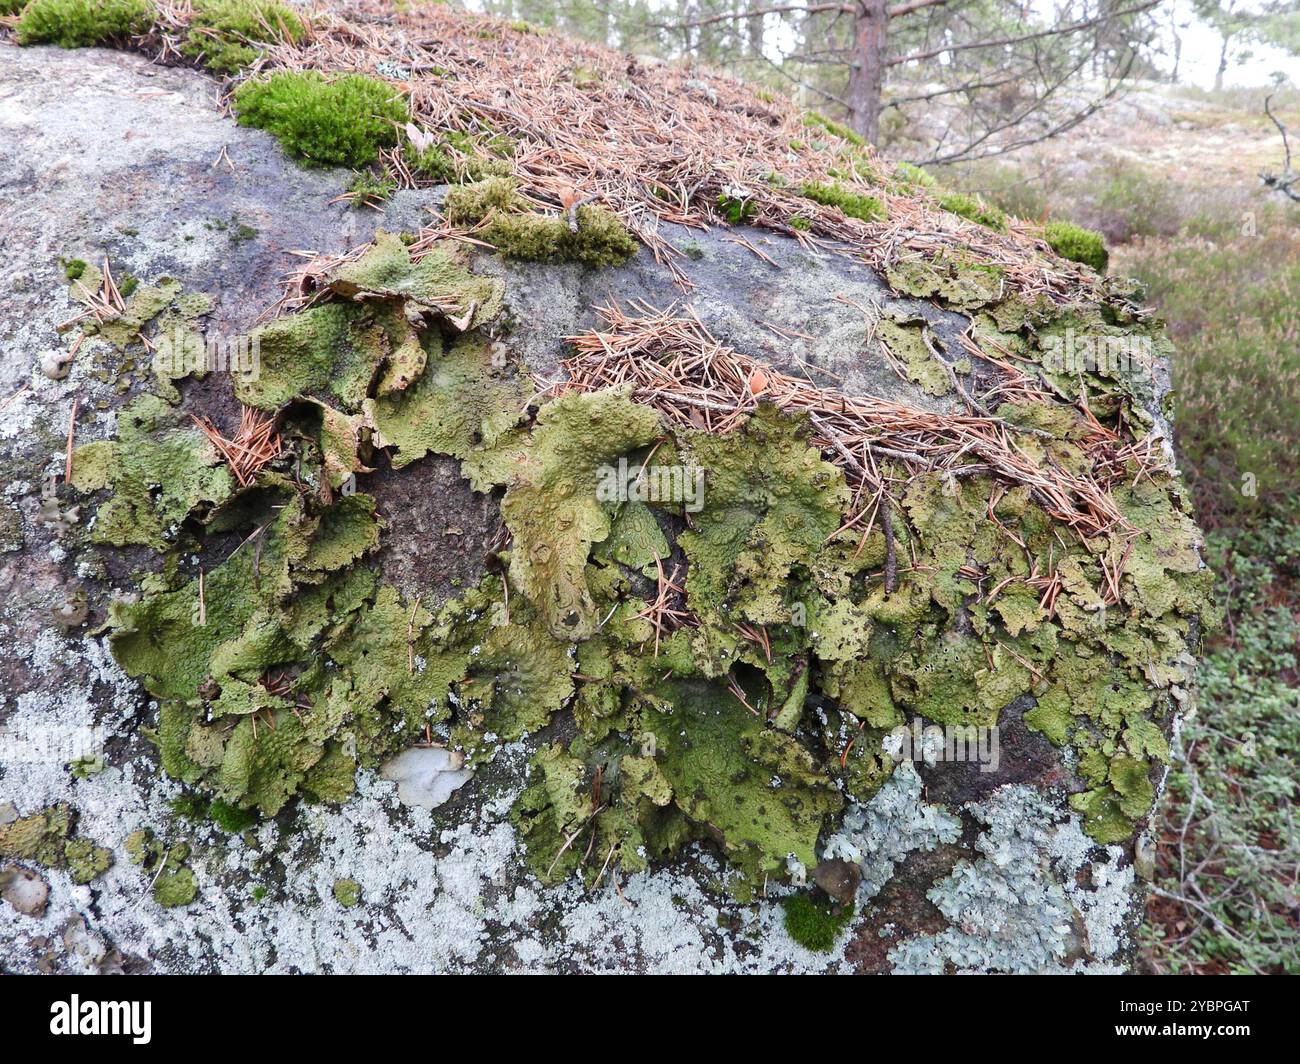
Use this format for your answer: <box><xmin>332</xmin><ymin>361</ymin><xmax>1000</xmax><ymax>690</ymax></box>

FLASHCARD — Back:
<box><xmin>0</xmin><ymin>0</ymin><xmax>28</xmax><ymax>14</ymax></box>
<box><xmin>937</xmin><ymin>191</ymin><xmax>1006</xmax><ymax>232</ymax></box>
<box><xmin>800</xmin><ymin>180</ymin><xmax>884</xmax><ymax>223</ymax></box>
<box><xmin>1124</xmin><ymin>217</ymin><xmax>1300</xmax><ymax>520</ymax></box>
<box><xmin>15</xmin><ymin>0</ymin><xmax>153</xmax><ymax>47</ymax></box>
<box><xmin>1043</xmin><ymin>220</ymin><xmax>1108</xmax><ymax>272</ymax></box>
<box><xmin>232</xmin><ymin>71</ymin><xmax>407</xmax><ymax>168</ymax></box>
<box><xmin>181</xmin><ymin>0</ymin><xmax>307</xmax><ymax>74</ymax></box>
<box><xmin>781</xmin><ymin>895</ymin><xmax>855</xmax><ymax>952</ymax></box>
<box><xmin>1146</xmin><ymin>520</ymin><xmax>1300</xmax><ymax>973</ymax></box>
<box><xmin>1093</xmin><ymin>162</ymin><xmax>1183</xmax><ymax>242</ymax></box>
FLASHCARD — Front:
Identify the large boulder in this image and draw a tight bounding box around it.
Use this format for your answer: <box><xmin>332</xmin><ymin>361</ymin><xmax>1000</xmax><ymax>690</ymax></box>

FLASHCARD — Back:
<box><xmin>0</xmin><ymin>10</ymin><xmax>1209</xmax><ymax>974</ymax></box>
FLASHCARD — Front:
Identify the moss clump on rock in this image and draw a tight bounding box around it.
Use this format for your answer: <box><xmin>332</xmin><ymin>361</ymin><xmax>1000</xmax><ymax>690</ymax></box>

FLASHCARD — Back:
<box><xmin>937</xmin><ymin>191</ymin><xmax>1007</xmax><ymax>232</ymax></box>
<box><xmin>346</xmin><ymin>169</ymin><xmax>397</xmax><ymax>207</ymax></box>
<box><xmin>181</xmin><ymin>0</ymin><xmax>307</xmax><ymax>75</ymax></box>
<box><xmin>782</xmin><ymin>894</ymin><xmax>855</xmax><ymax>952</ymax></box>
<box><xmin>442</xmin><ymin>175</ymin><xmax>520</xmax><ymax>226</ymax></box>
<box><xmin>1043</xmin><ymin>219</ymin><xmax>1109</xmax><ymax>272</ymax></box>
<box><xmin>232</xmin><ymin>71</ymin><xmax>407</xmax><ymax>168</ymax></box>
<box><xmin>444</xmin><ymin>178</ymin><xmax>638</xmax><ymax>267</ymax></box>
<box><xmin>483</xmin><ymin>208</ymin><xmax>638</xmax><ymax>267</ymax></box>
<box><xmin>15</xmin><ymin>0</ymin><xmax>153</xmax><ymax>47</ymax></box>
<box><xmin>800</xmin><ymin>180</ymin><xmax>884</xmax><ymax>223</ymax></box>
<box><xmin>406</xmin><ymin>129</ymin><xmax>515</xmax><ymax>184</ymax></box>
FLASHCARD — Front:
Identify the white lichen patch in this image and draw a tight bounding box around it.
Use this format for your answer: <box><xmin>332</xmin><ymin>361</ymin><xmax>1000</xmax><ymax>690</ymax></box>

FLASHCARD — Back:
<box><xmin>821</xmin><ymin>761</ymin><xmax>962</xmax><ymax>903</ymax></box>
<box><xmin>886</xmin><ymin>784</ymin><xmax>1134</xmax><ymax>974</ymax></box>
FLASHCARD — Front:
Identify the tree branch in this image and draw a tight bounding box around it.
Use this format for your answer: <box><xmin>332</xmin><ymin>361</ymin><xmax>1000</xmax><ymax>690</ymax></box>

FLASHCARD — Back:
<box><xmin>886</xmin><ymin>0</ymin><xmax>949</xmax><ymax>18</ymax></box>
<box><xmin>1260</xmin><ymin>93</ymin><xmax>1300</xmax><ymax>202</ymax></box>
<box><xmin>915</xmin><ymin>50</ymin><xmax>1138</xmax><ymax>166</ymax></box>
<box><xmin>646</xmin><ymin>3</ymin><xmax>853</xmax><ymax>33</ymax></box>
<box><xmin>886</xmin><ymin>0</ymin><xmax>1160</xmax><ymax>67</ymax></box>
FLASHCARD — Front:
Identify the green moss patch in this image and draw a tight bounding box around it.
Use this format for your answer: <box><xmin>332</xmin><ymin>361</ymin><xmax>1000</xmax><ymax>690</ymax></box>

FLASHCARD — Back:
<box><xmin>181</xmin><ymin>0</ymin><xmax>307</xmax><ymax>74</ymax></box>
<box><xmin>15</xmin><ymin>0</ymin><xmax>153</xmax><ymax>48</ymax></box>
<box><xmin>800</xmin><ymin>180</ymin><xmax>884</xmax><ymax>223</ymax></box>
<box><xmin>937</xmin><ymin>191</ymin><xmax>1007</xmax><ymax>232</ymax></box>
<box><xmin>444</xmin><ymin>178</ymin><xmax>638</xmax><ymax>267</ymax></box>
<box><xmin>1043</xmin><ymin>220</ymin><xmax>1109</xmax><ymax>272</ymax></box>
<box><xmin>406</xmin><ymin>128</ymin><xmax>514</xmax><ymax>184</ymax></box>
<box><xmin>803</xmin><ymin>111</ymin><xmax>865</xmax><ymax>147</ymax></box>
<box><xmin>233</xmin><ymin>71</ymin><xmax>407</xmax><ymax>168</ymax></box>
<box><xmin>782</xmin><ymin>894</ymin><xmax>855</xmax><ymax>952</ymax></box>
<box><xmin>345</xmin><ymin>169</ymin><xmax>396</xmax><ymax>207</ymax></box>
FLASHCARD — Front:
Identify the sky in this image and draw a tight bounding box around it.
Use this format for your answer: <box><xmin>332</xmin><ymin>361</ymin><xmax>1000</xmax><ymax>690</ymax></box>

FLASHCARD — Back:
<box><xmin>1165</xmin><ymin>0</ymin><xmax>1298</xmax><ymax>88</ymax></box>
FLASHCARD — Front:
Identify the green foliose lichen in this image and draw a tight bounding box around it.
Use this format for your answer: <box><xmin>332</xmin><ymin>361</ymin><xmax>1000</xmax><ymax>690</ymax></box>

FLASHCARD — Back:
<box><xmin>125</xmin><ymin>829</ymin><xmax>198</xmax><ymax>907</ymax></box>
<box><xmin>495</xmin><ymin>388</ymin><xmax>662</xmax><ymax>639</ymax></box>
<box><xmin>71</xmin><ymin>393</ymin><xmax>235</xmax><ymax>549</ymax></box>
<box><xmin>0</xmin><ymin>804</ymin><xmax>113</xmax><ymax>884</ymax></box>
<box><xmin>333</xmin><ymin>877</ymin><xmax>361</xmax><ymax>907</ymax></box>
<box><xmin>82</xmin><ymin>200</ymin><xmax>1207</xmax><ymax>902</ymax></box>
<box><xmin>887</xmin><ymin>249</ymin><xmax>1005</xmax><ymax>309</ymax></box>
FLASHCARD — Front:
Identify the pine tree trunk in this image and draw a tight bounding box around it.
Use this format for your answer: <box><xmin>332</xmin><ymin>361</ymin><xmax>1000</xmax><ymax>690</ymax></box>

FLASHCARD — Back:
<box><xmin>847</xmin><ymin>0</ymin><xmax>888</xmax><ymax>143</ymax></box>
